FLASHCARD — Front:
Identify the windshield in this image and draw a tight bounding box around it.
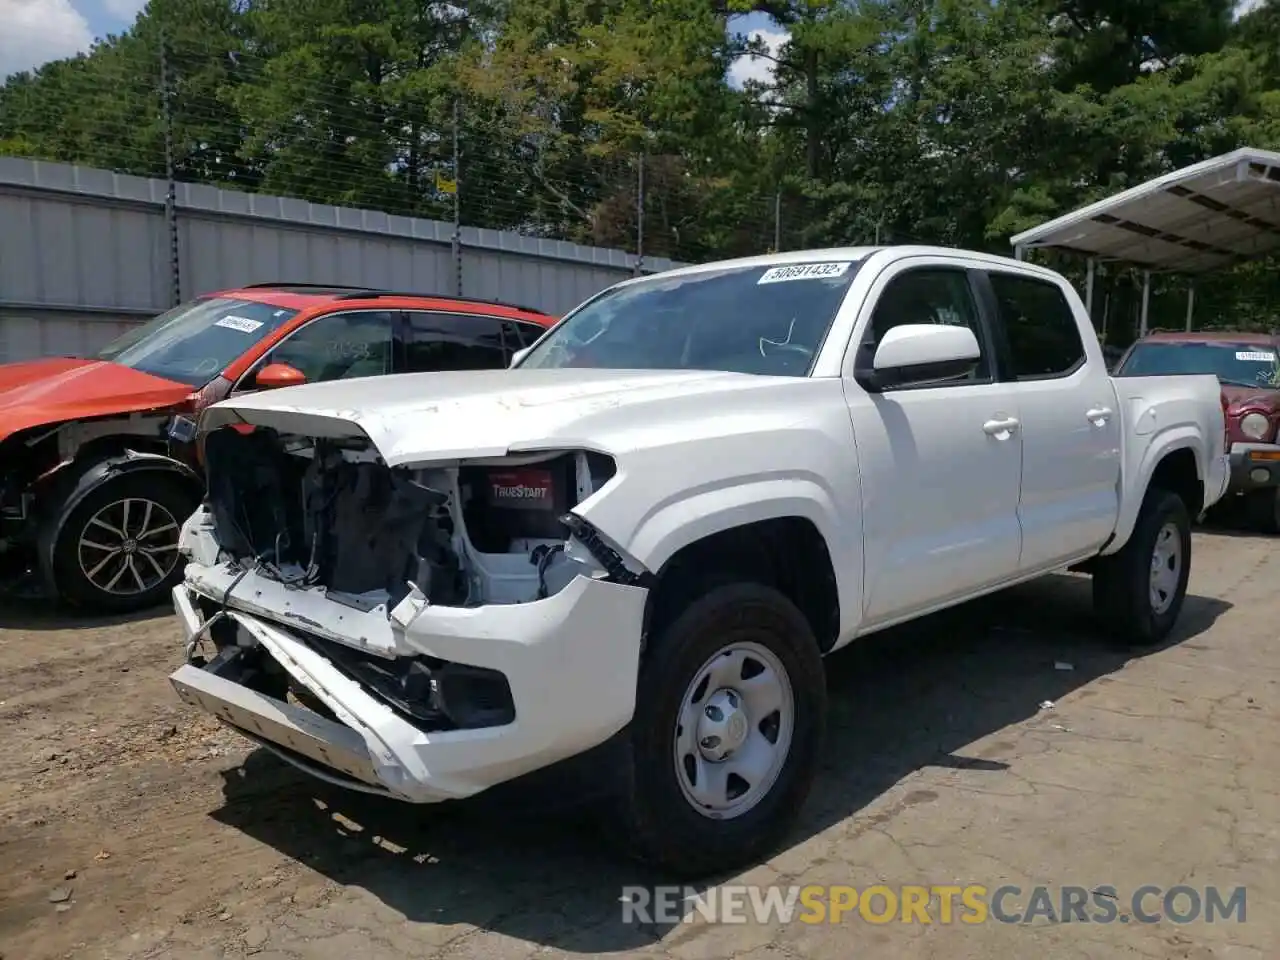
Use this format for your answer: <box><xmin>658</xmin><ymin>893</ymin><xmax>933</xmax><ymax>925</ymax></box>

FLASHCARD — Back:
<box><xmin>518</xmin><ymin>260</ymin><xmax>862</xmax><ymax>376</ymax></box>
<box><xmin>1117</xmin><ymin>340</ymin><xmax>1280</xmax><ymax>389</ymax></box>
<box><xmin>96</xmin><ymin>297</ymin><xmax>300</xmax><ymax>387</ymax></box>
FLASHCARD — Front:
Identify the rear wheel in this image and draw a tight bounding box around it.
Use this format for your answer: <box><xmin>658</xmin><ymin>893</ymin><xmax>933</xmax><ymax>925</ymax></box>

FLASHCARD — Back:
<box><xmin>615</xmin><ymin>582</ymin><xmax>826</xmax><ymax>878</ymax></box>
<box><xmin>1092</xmin><ymin>488</ymin><xmax>1191</xmax><ymax>647</ymax></box>
<box><xmin>51</xmin><ymin>472</ymin><xmax>195</xmax><ymax>613</ymax></box>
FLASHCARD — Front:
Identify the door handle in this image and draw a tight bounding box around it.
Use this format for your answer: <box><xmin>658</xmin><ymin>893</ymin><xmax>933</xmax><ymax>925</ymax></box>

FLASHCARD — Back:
<box><xmin>983</xmin><ymin>417</ymin><xmax>1020</xmax><ymax>436</ymax></box>
<box><xmin>1086</xmin><ymin>407</ymin><xmax>1113</xmax><ymax>425</ymax></box>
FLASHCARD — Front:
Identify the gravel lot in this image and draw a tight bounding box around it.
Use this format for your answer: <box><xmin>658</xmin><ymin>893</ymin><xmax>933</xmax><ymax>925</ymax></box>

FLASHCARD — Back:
<box><xmin>1</xmin><ymin>527</ymin><xmax>1277</xmax><ymax>960</ymax></box>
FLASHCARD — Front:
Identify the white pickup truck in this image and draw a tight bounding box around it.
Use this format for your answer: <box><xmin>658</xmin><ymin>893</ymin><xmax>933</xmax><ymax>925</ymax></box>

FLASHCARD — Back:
<box><xmin>169</xmin><ymin>246</ymin><xmax>1228</xmax><ymax>878</ymax></box>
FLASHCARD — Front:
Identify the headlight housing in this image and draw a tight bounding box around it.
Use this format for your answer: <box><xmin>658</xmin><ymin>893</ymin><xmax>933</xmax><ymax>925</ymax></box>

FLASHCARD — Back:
<box><xmin>1240</xmin><ymin>412</ymin><xmax>1271</xmax><ymax>441</ymax></box>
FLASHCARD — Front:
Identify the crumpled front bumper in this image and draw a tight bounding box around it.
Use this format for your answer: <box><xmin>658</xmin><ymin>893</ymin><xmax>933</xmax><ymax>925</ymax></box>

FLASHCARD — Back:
<box><xmin>169</xmin><ymin>569</ymin><xmax>648</xmax><ymax>803</ymax></box>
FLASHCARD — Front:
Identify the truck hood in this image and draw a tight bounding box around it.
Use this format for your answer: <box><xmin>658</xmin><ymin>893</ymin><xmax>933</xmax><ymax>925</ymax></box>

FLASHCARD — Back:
<box><xmin>201</xmin><ymin>368</ymin><xmax>815</xmax><ymax>465</ymax></box>
<box><xmin>0</xmin><ymin>357</ymin><xmax>192</xmax><ymax>443</ymax></box>
<box><xmin>1221</xmin><ymin>383</ymin><xmax>1280</xmax><ymax>412</ymax></box>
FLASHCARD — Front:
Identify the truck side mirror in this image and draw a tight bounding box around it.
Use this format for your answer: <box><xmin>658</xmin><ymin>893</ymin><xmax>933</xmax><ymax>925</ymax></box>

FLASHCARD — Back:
<box><xmin>854</xmin><ymin>324</ymin><xmax>981</xmax><ymax>392</ymax></box>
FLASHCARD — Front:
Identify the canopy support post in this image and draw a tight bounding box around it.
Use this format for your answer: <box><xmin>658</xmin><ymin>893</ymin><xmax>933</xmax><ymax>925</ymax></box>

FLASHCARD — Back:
<box><xmin>1084</xmin><ymin>258</ymin><xmax>1096</xmax><ymax>324</ymax></box>
<box><xmin>1185</xmin><ymin>282</ymin><xmax>1196</xmax><ymax>332</ymax></box>
<box><xmin>1139</xmin><ymin>270</ymin><xmax>1151</xmax><ymax>338</ymax></box>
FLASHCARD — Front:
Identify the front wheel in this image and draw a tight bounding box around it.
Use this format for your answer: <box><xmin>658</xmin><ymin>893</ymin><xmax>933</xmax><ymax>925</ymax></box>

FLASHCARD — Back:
<box><xmin>1092</xmin><ymin>488</ymin><xmax>1192</xmax><ymax>646</ymax></box>
<box><xmin>50</xmin><ymin>472</ymin><xmax>196</xmax><ymax>613</ymax></box>
<box><xmin>615</xmin><ymin>582</ymin><xmax>827</xmax><ymax>878</ymax></box>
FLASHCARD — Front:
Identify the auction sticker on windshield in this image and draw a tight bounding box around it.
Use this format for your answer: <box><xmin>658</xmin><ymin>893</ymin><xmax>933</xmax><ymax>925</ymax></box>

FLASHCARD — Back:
<box><xmin>757</xmin><ymin>262</ymin><xmax>852</xmax><ymax>284</ymax></box>
<box><xmin>214</xmin><ymin>315</ymin><xmax>265</xmax><ymax>334</ymax></box>
<box><xmin>1236</xmin><ymin>350</ymin><xmax>1276</xmax><ymax>362</ymax></box>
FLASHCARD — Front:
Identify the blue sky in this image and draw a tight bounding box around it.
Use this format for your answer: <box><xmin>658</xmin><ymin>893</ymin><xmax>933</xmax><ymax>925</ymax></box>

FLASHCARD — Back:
<box><xmin>80</xmin><ymin>0</ymin><xmax>146</xmax><ymax>37</ymax></box>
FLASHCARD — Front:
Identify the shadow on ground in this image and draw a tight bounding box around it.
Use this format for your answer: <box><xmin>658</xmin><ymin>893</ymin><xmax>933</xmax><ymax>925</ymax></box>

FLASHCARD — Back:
<box><xmin>210</xmin><ymin>572</ymin><xmax>1231</xmax><ymax>953</ymax></box>
<box><xmin>0</xmin><ymin>597</ymin><xmax>171</xmax><ymax>632</ymax></box>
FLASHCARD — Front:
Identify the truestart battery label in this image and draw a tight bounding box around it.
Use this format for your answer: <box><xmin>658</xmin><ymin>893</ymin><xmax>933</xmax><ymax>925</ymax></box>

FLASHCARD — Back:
<box><xmin>487</xmin><ymin>469</ymin><xmax>554</xmax><ymax>510</ymax></box>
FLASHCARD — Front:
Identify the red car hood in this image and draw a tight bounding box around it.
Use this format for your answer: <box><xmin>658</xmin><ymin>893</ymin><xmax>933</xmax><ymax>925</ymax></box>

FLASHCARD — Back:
<box><xmin>0</xmin><ymin>357</ymin><xmax>192</xmax><ymax>443</ymax></box>
<box><xmin>1221</xmin><ymin>383</ymin><xmax>1280</xmax><ymax>412</ymax></box>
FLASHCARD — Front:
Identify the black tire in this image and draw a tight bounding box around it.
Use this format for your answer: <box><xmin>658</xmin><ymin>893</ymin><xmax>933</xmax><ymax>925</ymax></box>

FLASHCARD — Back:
<box><xmin>1092</xmin><ymin>488</ymin><xmax>1192</xmax><ymax>647</ymax></box>
<box><xmin>1244</xmin><ymin>488</ymin><xmax>1280</xmax><ymax>534</ymax></box>
<box><xmin>615</xmin><ymin>582</ymin><xmax>827</xmax><ymax>878</ymax></box>
<box><xmin>50</xmin><ymin>471</ymin><xmax>197</xmax><ymax>613</ymax></box>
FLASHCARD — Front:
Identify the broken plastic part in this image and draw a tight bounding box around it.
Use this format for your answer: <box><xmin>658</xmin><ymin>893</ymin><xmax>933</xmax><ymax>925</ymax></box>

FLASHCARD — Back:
<box><xmin>559</xmin><ymin>514</ymin><xmax>652</xmax><ymax>587</ymax></box>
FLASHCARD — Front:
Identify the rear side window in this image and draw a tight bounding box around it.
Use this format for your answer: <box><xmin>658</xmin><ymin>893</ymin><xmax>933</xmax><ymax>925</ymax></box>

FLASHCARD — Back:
<box><xmin>404</xmin><ymin>312</ymin><xmax>508</xmax><ymax>372</ymax></box>
<box><xmin>988</xmin><ymin>272</ymin><xmax>1085</xmax><ymax>379</ymax></box>
<box><xmin>509</xmin><ymin>319</ymin><xmax>548</xmax><ymax>348</ymax></box>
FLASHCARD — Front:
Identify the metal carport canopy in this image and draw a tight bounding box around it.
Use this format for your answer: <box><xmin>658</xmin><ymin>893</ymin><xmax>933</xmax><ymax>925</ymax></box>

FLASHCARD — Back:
<box><xmin>1009</xmin><ymin>147</ymin><xmax>1280</xmax><ymax>273</ymax></box>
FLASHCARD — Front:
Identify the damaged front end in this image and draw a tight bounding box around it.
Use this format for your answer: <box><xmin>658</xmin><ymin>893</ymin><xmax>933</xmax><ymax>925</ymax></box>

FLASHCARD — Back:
<box><xmin>171</xmin><ymin>424</ymin><xmax>651</xmax><ymax>802</ymax></box>
<box><xmin>0</xmin><ymin>424</ymin><xmax>65</xmax><ymax>593</ymax></box>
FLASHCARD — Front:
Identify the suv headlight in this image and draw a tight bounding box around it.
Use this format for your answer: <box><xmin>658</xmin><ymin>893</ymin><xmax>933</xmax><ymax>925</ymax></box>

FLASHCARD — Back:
<box><xmin>1240</xmin><ymin>412</ymin><xmax>1270</xmax><ymax>440</ymax></box>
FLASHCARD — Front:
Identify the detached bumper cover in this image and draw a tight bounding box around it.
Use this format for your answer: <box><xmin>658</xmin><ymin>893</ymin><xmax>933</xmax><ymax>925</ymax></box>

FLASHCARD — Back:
<box><xmin>170</xmin><ymin>571</ymin><xmax>648</xmax><ymax>802</ymax></box>
<box><xmin>1228</xmin><ymin>443</ymin><xmax>1280</xmax><ymax>493</ymax></box>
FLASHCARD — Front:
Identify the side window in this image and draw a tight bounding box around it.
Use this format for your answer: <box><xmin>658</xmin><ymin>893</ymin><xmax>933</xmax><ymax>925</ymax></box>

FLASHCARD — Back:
<box><xmin>868</xmin><ymin>268</ymin><xmax>989</xmax><ymax>381</ymax></box>
<box><xmin>509</xmin><ymin>320</ymin><xmax>547</xmax><ymax>349</ymax></box>
<box><xmin>988</xmin><ymin>272</ymin><xmax>1085</xmax><ymax>379</ymax></box>
<box><xmin>405</xmin><ymin>312</ymin><xmax>507</xmax><ymax>372</ymax></box>
<box><xmin>266</xmin><ymin>310</ymin><xmax>393</xmax><ymax>383</ymax></box>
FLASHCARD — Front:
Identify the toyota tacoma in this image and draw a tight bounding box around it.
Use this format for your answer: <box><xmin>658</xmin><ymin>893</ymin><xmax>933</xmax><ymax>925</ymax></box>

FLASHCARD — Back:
<box><xmin>169</xmin><ymin>246</ymin><xmax>1229</xmax><ymax>877</ymax></box>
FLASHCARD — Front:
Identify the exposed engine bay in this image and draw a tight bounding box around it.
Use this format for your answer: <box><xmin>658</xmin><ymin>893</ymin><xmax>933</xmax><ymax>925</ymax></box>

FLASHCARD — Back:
<box><xmin>200</xmin><ymin>425</ymin><xmax>639</xmax><ymax>616</ymax></box>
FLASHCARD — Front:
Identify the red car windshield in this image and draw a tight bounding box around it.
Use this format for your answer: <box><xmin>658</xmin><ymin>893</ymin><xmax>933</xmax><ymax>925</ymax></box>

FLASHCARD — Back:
<box><xmin>96</xmin><ymin>297</ymin><xmax>299</xmax><ymax>387</ymax></box>
<box><xmin>1117</xmin><ymin>340</ymin><xmax>1280</xmax><ymax>390</ymax></box>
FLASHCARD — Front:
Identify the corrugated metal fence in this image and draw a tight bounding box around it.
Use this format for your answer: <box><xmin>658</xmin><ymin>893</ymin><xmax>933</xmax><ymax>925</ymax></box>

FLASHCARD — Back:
<box><xmin>0</xmin><ymin>157</ymin><xmax>681</xmax><ymax>364</ymax></box>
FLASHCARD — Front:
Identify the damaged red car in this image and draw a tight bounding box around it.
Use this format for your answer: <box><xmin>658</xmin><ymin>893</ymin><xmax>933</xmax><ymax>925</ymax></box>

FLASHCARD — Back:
<box><xmin>1114</xmin><ymin>331</ymin><xmax>1280</xmax><ymax>531</ymax></box>
<box><xmin>0</xmin><ymin>284</ymin><xmax>556</xmax><ymax>611</ymax></box>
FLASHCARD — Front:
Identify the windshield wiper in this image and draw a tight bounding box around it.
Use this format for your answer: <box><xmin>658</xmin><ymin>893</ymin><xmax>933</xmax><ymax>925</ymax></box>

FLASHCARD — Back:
<box><xmin>1217</xmin><ymin>377</ymin><xmax>1259</xmax><ymax>388</ymax></box>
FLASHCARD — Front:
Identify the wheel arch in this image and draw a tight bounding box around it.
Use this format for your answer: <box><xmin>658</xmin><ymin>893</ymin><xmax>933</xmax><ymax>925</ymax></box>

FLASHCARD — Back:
<box><xmin>35</xmin><ymin>451</ymin><xmax>204</xmax><ymax>591</ymax></box>
<box><xmin>640</xmin><ymin>515</ymin><xmax>843</xmax><ymax>656</ymax></box>
<box><xmin>1103</xmin><ymin>432</ymin><xmax>1203</xmax><ymax>557</ymax></box>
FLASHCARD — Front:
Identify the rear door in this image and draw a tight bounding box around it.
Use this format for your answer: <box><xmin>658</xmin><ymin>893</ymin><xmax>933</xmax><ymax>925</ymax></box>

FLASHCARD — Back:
<box><xmin>977</xmin><ymin>269</ymin><xmax>1122</xmax><ymax>570</ymax></box>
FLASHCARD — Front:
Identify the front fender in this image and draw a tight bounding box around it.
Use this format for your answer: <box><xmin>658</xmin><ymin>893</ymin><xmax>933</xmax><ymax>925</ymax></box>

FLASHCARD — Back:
<box><xmin>605</xmin><ymin>474</ymin><xmax>863</xmax><ymax>641</ymax></box>
<box><xmin>1101</xmin><ymin>426</ymin><xmax>1202</xmax><ymax>557</ymax></box>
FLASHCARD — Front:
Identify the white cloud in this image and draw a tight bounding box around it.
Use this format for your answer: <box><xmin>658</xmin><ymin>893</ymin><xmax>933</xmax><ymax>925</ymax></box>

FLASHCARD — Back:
<box><xmin>0</xmin><ymin>0</ymin><xmax>93</xmax><ymax>78</ymax></box>
<box><xmin>728</xmin><ymin>27</ymin><xmax>789</xmax><ymax>89</ymax></box>
<box><xmin>103</xmin><ymin>0</ymin><xmax>148</xmax><ymax>20</ymax></box>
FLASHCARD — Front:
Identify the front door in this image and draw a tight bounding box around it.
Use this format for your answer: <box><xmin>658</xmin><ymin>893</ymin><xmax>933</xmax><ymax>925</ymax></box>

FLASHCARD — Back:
<box><xmin>844</xmin><ymin>259</ymin><xmax>1024</xmax><ymax>626</ymax></box>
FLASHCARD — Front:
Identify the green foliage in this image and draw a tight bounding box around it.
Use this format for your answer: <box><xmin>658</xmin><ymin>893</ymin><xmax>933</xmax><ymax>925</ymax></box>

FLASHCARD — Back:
<box><xmin>1</xmin><ymin>0</ymin><xmax>1279</xmax><ymax>338</ymax></box>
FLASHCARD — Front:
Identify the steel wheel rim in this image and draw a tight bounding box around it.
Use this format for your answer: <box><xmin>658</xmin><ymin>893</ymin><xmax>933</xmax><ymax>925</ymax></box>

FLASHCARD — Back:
<box><xmin>77</xmin><ymin>497</ymin><xmax>181</xmax><ymax>596</ymax></box>
<box><xmin>1149</xmin><ymin>521</ymin><xmax>1182</xmax><ymax>615</ymax></box>
<box><xmin>673</xmin><ymin>640</ymin><xmax>795</xmax><ymax>821</ymax></box>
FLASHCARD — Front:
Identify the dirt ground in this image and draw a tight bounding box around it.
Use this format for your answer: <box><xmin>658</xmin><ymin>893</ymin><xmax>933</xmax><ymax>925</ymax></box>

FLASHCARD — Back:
<box><xmin>2</xmin><ymin>527</ymin><xmax>1277</xmax><ymax>960</ymax></box>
